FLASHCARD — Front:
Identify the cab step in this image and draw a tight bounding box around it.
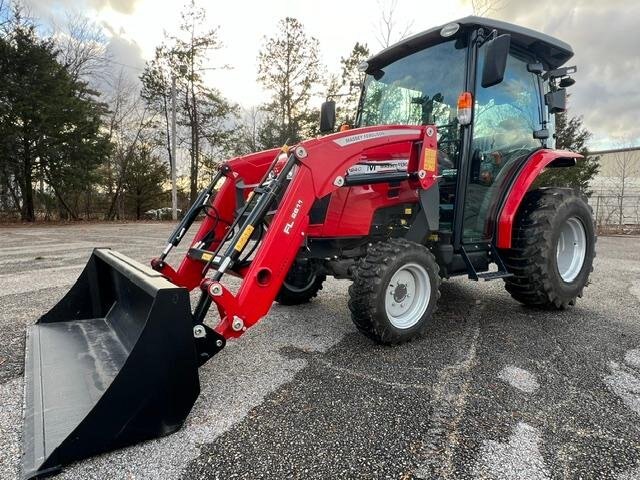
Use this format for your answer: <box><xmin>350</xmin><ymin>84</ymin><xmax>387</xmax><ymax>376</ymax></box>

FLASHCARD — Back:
<box><xmin>477</xmin><ymin>270</ymin><xmax>513</xmax><ymax>281</ymax></box>
<box><xmin>461</xmin><ymin>244</ymin><xmax>513</xmax><ymax>282</ymax></box>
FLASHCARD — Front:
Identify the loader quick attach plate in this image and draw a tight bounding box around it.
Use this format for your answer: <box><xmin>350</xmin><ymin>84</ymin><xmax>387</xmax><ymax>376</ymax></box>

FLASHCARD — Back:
<box><xmin>22</xmin><ymin>249</ymin><xmax>200</xmax><ymax>479</ymax></box>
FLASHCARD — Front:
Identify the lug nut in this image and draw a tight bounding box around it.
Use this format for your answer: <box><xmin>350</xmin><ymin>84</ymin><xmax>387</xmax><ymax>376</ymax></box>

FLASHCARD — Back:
<box><xmin>209</xmin><ymin>283</ymin><xmax>223</xmax><ymax>296</ymax></box>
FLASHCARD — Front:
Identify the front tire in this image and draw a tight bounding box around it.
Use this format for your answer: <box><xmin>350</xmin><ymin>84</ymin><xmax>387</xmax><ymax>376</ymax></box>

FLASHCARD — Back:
<box><xmin>348</xmin><ymin>238</ymin><xmax>441</xmax><ymax>345</ymax></box>
<box><xmin>501</xmin><ymin>188</ymin><xmax>596</xmax><ymax>309</ymax></box>
<box><xmin>276</xmin><ymin>261</ymin><xmax>326</xmax><ymax>306</ymax></box>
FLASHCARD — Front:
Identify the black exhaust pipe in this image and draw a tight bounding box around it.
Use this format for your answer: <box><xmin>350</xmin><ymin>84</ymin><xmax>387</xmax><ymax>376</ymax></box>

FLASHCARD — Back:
<box><xmin>22</xmin><ymin>249</ymin><xmax>199</xmax><ymax>479</ymax></box>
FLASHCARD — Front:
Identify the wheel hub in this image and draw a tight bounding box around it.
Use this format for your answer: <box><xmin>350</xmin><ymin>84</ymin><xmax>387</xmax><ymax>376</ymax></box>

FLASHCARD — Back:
<box><xmin>393</xmin><ymin>283</ymin><xmax>408</xmax><ymax>302</ymax></box>
<box><xmin>385</xmin><ymin>263</ymin><xmax>431</xmax><ymax>329</ymax></box>
<box><xmin>283</xmin><ymin>263</ymin><xmax>317</xmax><ymax>293</ymax></box>
<box><xmin>556</xmin><ymin>216</ymin><xmax>587</xmax><ymax>283</ymax></box>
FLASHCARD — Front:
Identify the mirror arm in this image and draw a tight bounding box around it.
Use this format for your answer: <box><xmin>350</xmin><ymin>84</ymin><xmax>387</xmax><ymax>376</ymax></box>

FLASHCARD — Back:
<box><xmin>543</xmin><ymin>65</ymin><xmax>577</xmax><ymax>81</ymax></box>
<box><xmin>476</xmin><ymin>28</ymin><xmax>498</xmax><ymax>47</ymax></box>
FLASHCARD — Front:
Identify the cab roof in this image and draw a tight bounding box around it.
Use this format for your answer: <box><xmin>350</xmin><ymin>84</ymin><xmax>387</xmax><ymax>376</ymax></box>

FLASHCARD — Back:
<box><xmin>366</xmin><ymin>16</ymin><xmax>574</xmax><ymax>72</ymax></box>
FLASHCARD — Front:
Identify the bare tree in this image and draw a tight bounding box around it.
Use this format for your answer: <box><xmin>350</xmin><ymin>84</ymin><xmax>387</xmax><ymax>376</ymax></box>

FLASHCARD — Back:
<box><xmin>375</xmin><ymin>0</ymin><xmax>414</xmax><ymax>49</ymax></box>
<box><xmin>53</xmin><ymin>13</ymin><xmax>110</xmax><ymax>83</ymax></box>
<box><xmin>0</xmin><ymin>0</ymin><xmax>9</xmax><ymax>30</ymax></box>
<box><xmin>235</xmin><ymin>106</ymin><xmax>266</xmax><ymax>155</ymax></box>
<box><xmin>471</xmin><ymin>0</ymin><xmax>510</xmax><ymax>16</ymax></box>
<box><xmin>1</xmin><ymin>1</ymin><xmax>32</xmax><ymax>37</ymax></box>
<box><xmin>103</xmin><ymin>71</ymin><xmax>156</xmax><ymax>219</ymax></box>
<box><xmin>609</xmin><ymin>147</ymin><xmax>640</xmax><ymax>230</ymax></box>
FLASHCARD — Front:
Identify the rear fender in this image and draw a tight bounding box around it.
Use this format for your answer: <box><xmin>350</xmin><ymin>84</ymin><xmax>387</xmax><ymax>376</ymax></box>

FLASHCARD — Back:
<box><xmin>496</xmin><ymin>149</ymin><xmax>583</xmax><ymax>249</ymax></box>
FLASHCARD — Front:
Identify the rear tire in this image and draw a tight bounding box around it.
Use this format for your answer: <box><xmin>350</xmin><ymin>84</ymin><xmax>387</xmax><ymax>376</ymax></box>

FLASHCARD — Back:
<box><xmin>501</xmin><ymin>188</ymin><xmax>596</xmax><ymax>309</ymax></box>
<box><xmin>276</xmin><ymin>261</ymin><xmax>326</xmax><ymax>306</ymax></box>
<box><xmin>348</xmin><ymin>238</ymin><xmax>440</xmax><ymax>345</ymax></box>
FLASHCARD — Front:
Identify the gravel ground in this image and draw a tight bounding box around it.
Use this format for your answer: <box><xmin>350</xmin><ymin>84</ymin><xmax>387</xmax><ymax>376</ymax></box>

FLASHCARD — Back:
<box><xmin>0</xmin><ymin>223</ymin><xmax>639</xmax><ymax>479</ymax></box>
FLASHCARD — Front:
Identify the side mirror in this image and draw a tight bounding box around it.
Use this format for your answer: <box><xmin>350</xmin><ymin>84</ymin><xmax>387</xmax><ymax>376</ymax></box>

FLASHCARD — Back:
<box><xmin>481</xmin><ymin>34</ymin><xmax>511</xmax><ymax>88</ymax></box>
<box><xmin>319</xmin><ymin>100</ymin><xmax>336</xmax><ymax>134</ymax></box>
<box><xmin>545</xmin><ymin>88</ymin><xmax>567</xmax><ymax>114</ymax></box>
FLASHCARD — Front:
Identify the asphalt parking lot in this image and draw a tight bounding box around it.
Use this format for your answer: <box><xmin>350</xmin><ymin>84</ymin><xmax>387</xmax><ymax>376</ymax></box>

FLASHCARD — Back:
<box><xmin>1</xmin><ymin>223</ymin><xmax>640</xmax><ymax>479</ymax></box>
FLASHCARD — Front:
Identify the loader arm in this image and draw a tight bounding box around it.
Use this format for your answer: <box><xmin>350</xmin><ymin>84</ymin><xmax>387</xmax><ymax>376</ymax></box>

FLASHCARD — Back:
<box><xmin>154</xmin><ymin>125</ymin><xmax>438</xmax><ymax>341</ymax></box>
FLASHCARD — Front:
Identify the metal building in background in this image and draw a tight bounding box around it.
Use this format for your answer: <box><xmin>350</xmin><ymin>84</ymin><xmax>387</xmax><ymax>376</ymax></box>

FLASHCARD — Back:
<box><xmin>588</xmin><ymin>146</ymin><xmax>640</xmax><ymax>233</ymax></box>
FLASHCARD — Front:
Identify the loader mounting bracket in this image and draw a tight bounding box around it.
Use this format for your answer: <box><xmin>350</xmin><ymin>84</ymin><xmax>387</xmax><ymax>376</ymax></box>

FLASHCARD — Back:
<box><xmin>194</xmin><ymin>324</ymin><xmax>226</xmax><ymax>366</ymax></box>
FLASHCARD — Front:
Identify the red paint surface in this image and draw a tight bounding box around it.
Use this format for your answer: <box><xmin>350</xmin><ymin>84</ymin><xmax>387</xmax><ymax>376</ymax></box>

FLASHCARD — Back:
<box><xmin>496</xmin><ymin>149</ymin><xmax>583</xmax><ymax>249</ymax></box>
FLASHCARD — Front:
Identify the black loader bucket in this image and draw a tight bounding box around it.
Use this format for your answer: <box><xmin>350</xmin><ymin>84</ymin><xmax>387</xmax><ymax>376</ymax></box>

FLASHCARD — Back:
<box><xmin>22</xmin><ymin>249</ymin><xmax>200</xmax><ymax>479</ymax></box>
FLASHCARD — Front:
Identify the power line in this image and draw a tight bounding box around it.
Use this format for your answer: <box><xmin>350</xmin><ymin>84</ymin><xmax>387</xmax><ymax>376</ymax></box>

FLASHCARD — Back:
<box><xmin>103</xmin><ymin>57</ymin><xmax>145</xmax><ymax>72</ymax></box>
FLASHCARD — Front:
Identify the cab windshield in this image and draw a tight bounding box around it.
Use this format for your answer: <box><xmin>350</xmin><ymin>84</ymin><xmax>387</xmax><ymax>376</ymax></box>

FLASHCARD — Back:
<box><xmin>357</xmin><ymin>39</ymin><xmax>467</xmax><ymax>128</ymax></box>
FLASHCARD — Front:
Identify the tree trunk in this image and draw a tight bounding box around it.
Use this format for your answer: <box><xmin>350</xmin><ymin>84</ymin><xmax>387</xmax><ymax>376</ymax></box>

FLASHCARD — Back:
<box><xmin>50</xmin><ymin>183</ymin><xmax>78</xmax><ymax>220</ymax></box>
<box><xmin>85</xmin><ymin>189</ymin><xmax>91</xmax><ymax>220</ymax></box>
<box><xmin>619</xmin><ymin>164</ymin><xmax>626</xmax><ymax>232</ymax></box>
<box><xmin>136</xmin><ymin>188</ymin><xmax>142</xmax><ymax>220</ymax></box>
<box><xmin>189</xmin><ymin>65</ymin><xmax>199</xmax><ymax>204</ymax></box>
<box><xmin>21</xmin><ymin>139</ymin><xmax>35</xmax><ymax>221</ymax></box>
<box><xmin>189</xmin><ymin>24</ymin><xmax>197</xmax><ymax>204</ymax></box>
<box><xmin>163</xmin><ymin>94</ymin><xmax>173</xmax><ymax>169</ymax></box>
<box><xmin>3</xmin><ymin>171</ymin><xmax>22</xmax><ymax>216</ymax></box>
<box><xmin>107</xmin><ymin>185</ymin><xmax>120</xmax><ymax>220</ymax></box>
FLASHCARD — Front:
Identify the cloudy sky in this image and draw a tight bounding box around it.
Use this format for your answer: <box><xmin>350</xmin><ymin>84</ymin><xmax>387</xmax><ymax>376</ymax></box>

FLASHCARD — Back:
<box><xmin>21</xmin><ymin>0</ymin><xmax>640</xmax><ymax>150</ymax></box>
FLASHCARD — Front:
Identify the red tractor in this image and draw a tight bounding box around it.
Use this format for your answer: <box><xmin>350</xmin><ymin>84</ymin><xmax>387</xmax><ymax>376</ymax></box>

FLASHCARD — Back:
<box><xmin>22</xmin><ymin>17</ymin><xmax>595</xmax><ymax>479</ymax></box>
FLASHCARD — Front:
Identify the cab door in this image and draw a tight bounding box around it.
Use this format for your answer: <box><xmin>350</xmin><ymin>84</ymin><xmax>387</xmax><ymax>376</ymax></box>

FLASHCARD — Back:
<box><xmin>460</xmin><ymin>43</ymin><xmax>545</xmax><ymax>244</ymax></box>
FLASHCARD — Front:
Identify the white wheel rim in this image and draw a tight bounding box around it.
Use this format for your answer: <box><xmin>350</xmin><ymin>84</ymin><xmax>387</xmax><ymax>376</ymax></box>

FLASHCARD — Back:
<box><xmin>556</xmin><ymin>216</ymin><xmax>587</xmax><ymax>283</ymax></box>
<box><xmin>385</xmin><ymin>262</ymin><xmax>431</xmax><ymax>329</ymax></box>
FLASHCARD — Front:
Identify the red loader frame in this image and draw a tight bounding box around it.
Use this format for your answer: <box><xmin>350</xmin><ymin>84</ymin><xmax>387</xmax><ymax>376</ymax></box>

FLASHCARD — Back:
<box><xmin>152</xmin><ymin>125</ymin><xmax>438</xmax><ymax>341</ymax></box>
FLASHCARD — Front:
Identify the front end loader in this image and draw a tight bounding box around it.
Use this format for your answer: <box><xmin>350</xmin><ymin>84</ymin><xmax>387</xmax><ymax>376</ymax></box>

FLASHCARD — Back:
<box><xmin>22</xmin><ymin>16</ymin><xmax>596</xmax><ymax>478</ymax></box>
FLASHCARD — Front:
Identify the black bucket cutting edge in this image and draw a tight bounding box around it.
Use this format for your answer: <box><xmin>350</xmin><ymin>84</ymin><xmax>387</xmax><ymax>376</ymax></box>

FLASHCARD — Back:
<box><xmin>22</xmin><ymin>248</ymin><xmax>200</xmax><ymax>479</ymax></box>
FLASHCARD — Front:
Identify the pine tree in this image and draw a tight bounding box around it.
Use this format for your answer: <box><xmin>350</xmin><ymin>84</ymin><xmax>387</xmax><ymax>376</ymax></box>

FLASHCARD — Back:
<box><xmin>329</xmin><ymin>42</ymin><xmax>369</xmax><ymax>127</ymax></box>
<box><xmin>140</xmin><ymin>0</ymin><xmax>237</xmax><ymax>203</ymax></box>
<box><xmin>123</xmin><ymin>145</ymin><xmax>169</xmax><ymax>220</ymax></box>
<box><xmin>535</xmin><ymin>112</ymin><xmax>600</xmax><ymax>194</ymax></box>
<box><xmin>0</xmin><ymin>8</ymin><xmax>110</xmax><ymax>221</ymax></box>
<box><xmin>257</xmin><ymin>17</ymin><xmax>322</xmax><ymax>147</ymax></box>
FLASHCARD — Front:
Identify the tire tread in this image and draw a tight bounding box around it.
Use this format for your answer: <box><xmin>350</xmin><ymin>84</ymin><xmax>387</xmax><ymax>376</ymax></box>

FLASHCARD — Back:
<box><xmin>348</xmin><ymin>238</ymin><xmax>441</xmax><ymax>344</ymax></box>
<box><xmin>501</xmin><ymin>187</ymin><xmax>596</xmax><ymax>309</ymax></box>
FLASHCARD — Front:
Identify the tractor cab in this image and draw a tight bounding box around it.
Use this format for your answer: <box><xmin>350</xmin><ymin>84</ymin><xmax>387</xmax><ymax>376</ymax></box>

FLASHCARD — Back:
<box><xmin>324</xmin><ymin>16</ymin><xmax>576</xmax><ymax>257</ymax></box>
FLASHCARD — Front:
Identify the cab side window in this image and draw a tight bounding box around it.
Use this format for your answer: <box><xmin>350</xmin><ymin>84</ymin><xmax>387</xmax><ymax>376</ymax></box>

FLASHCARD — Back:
<box><xmin>462</xmin><ymin>48</ymin><xmax>543</xmax><ymax>242</ymax></box>
<box><xmin>473</xmin><ymin>49</ymin><xmax>542</xmax><ymax>164</ymax></box>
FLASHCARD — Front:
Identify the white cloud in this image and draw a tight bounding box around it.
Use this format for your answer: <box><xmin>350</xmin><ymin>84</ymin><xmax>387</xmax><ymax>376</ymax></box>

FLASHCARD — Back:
<box><xmin>24</xmin><ymin>0</ymin><xmax>639</xmax><ymax>148</ymax></box>
<box><xmin>490</xmin><ymin>0</ymin><xmax>640</xmax><ymax>148</ymax></box>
